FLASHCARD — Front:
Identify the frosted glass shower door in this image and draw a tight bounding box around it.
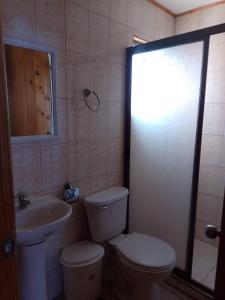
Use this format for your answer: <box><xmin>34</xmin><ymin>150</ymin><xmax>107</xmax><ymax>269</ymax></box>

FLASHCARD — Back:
<box><xmin>129</xmin><ymin>42</ymin><xmax>204</xmax><ymax>270</ymax></box>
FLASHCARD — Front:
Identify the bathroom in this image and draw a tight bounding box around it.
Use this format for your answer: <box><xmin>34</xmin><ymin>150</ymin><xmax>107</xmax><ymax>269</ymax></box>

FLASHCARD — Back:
<box><xmin>1</xmin><ymin>0</ymin><xmax>225</xmax><ymax>299</ymax></box>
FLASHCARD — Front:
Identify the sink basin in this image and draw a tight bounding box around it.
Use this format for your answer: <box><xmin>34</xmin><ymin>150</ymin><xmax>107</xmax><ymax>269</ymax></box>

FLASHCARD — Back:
<box><xmin>16</xmin><ymin>195</ymin><xmax>72</xmax><ymax>245</ymax></box>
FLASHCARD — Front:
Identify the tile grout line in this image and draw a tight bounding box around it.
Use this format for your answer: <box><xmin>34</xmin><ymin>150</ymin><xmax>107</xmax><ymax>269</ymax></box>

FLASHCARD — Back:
<box><xmin>88</xmin><ymin>3</ymin><xmax>92</xmax><ymax>192</ymax></box>
<box><xmin>64</xmin><ymin>0</ymin><xmax>69</xmax><ymax>184</ymax></box>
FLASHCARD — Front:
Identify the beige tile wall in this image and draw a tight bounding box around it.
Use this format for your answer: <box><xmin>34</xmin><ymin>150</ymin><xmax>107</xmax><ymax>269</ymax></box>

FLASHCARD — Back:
<box><xmin>175</xmin><ymin>4</ymin><xmax>225</xmax><ymax>248</ymax></box>
<box><xmin>1</xmin><ymin>0</ymin><xmax>174</xmax><ymax>298</ymax></box>
<box><xmin>175</xmin><ymin>3</ymin><xmax>225</xmax><ymax>35</ymax></box>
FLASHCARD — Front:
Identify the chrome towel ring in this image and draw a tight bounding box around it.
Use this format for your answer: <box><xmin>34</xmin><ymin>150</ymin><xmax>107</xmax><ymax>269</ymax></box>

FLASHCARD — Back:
<box><xmin>83</xmin><ymin>89</ymin><xmax>101</xmax><ymax>112</ymax></box>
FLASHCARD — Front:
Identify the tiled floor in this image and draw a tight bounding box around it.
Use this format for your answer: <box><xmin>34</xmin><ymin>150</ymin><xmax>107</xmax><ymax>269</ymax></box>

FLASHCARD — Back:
<box><xmin>192</xmin><ymin>239</ymin><xmax>218</xmax><ymax>290</ymax></box>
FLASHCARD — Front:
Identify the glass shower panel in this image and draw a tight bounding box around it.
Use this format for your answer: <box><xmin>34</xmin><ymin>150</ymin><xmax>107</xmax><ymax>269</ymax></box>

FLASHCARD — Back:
<box><xmin>192</xmin><ymin>32</ymin><xmax>225</xmax><ymax>289</ymax></box>
<box><xmin>129</xmin><ymin>42</ymin><xmax>204</xmax><ymax>270</ymax></box>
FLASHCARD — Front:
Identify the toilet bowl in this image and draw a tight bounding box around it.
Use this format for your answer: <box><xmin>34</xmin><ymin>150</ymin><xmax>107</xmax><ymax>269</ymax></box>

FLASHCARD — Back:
<box><xmin>84</xmin><ymin>187</ymin><xmax>176</xmax><ymax>300</ymax></box>
<box><xmin>109</xmin><ymin>233</ymin><xmax>176</xmax><ymax>300</ymax></box>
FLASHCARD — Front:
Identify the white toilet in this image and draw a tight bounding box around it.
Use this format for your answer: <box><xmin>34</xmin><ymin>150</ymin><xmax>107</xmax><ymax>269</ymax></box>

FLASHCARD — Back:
<box><xmin>84</xmin><ymin>186</ymin><xmax>176</xmax><ymax>300</ymax></box>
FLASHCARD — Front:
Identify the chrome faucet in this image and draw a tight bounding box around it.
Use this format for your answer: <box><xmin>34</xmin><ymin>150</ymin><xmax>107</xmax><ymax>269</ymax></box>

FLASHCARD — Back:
<box><xmin>18</xmin><ymin>194</ymin><xmax>31</xmax><ymax>209</ymax></box>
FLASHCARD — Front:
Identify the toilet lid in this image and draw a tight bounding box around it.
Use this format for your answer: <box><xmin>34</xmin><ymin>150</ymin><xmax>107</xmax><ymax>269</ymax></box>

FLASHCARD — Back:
<box><xmin>114</xmin><ymin>233</ymin><xmax>176</xmax><ymax>270</ymax></box>
<box><xmin>61</xmin><ymin>241</ymin><xmax>104</xmax><ymax>267</ymax></box>
<box><xmin>84</xmin><ymin>186</ymin><xmax>129</xmax><ymax>206</ymax></box>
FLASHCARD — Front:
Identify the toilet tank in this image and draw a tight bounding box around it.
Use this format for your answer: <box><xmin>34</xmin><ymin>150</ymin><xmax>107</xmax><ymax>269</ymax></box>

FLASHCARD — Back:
<box><xmin>84</xmin><ymin>187</ymin><xmax>129</xmax><ymax>242</ymax></box>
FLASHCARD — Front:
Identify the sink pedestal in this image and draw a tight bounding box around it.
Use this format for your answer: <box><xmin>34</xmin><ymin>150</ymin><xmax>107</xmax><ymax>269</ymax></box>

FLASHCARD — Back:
<box><xmin>18</xmin><ymin>241</ymin><xmax>48</xmax><ymax>300</ymax></box>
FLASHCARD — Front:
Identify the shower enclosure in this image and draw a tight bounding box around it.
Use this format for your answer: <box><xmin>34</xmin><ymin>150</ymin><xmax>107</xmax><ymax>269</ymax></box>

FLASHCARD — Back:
<box><xmin>125</xmin><ymin>24</ymin><xmax>225</xmax><ymax>298</ymax></box>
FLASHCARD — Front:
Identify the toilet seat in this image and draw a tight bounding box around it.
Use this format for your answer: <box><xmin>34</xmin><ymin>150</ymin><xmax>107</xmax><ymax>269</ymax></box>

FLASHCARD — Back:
<box><xmin>110</xmin><ymin>233</ymin><xmax>176</xmax><ymax>272</ymax></box>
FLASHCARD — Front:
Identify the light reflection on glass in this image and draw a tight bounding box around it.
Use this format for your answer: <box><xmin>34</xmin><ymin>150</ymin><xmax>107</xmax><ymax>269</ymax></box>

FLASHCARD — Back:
<box><xmin>131</xmin><ymin>50</ymin><xmax>193</xmax><ymax>125</ymax></box>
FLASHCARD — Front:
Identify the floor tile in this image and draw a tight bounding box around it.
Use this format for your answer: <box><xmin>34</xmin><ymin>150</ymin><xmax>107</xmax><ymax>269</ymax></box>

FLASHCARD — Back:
<box><xmin>192</xmin><ymin>239</ymin><xmax>217</xmax><ymax>289</ymax></box>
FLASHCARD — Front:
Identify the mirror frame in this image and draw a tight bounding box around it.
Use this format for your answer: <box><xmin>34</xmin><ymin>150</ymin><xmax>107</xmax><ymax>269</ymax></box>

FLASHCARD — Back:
<box><xmin>4</xmin><ymin>38</ymin><xmax>58</xmax><ymax>143</ymax></box>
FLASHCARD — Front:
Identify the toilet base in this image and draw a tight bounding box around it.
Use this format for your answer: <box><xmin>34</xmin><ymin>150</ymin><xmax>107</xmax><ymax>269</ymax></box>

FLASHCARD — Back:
<box><xmin>111</xmin><ymin>256</ymin><xmax>161</xmax><ymax>300</ymax></box>
<box><xmin>132</xmin><ymin>284</ymin><xmax>161</xmax><ymax>300</ymax></box>
<box><xmin>114</xmin><ymin>282</ymin><xmax>161</xmax><ymax>300</ymax></box>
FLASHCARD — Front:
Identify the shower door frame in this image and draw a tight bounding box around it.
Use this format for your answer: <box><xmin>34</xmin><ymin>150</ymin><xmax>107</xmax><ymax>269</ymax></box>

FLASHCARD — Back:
<box><xmin>124</xmin><ymin>23</ymin><xmax>225</xmax><ymax>298</ymax></box>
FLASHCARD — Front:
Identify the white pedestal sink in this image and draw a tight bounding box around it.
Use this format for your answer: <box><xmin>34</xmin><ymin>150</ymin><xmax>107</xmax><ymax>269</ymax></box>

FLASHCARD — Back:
<box><xmin>16</xmin><ymin>195</ymin><xmax>72</xmax><ymax>300</ymax></box>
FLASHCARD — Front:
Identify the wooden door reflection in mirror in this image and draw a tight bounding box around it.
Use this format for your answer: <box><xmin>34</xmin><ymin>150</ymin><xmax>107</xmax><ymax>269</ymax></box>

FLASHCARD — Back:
<box><xmin>5</xmin><ymin>44</ymin><xmax>55</xmax><ymax>137</ymax></box>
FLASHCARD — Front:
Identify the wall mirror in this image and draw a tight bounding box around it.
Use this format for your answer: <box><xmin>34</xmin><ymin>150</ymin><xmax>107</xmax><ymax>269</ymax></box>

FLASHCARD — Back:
<box><xmin>4</xmin><ymin>41</ymin><xmax>56</xmax><ymax>139</ymax></box>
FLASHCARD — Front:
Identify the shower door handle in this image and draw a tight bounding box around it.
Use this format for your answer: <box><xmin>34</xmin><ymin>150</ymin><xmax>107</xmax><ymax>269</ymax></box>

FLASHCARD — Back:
<box><xmin>205</xmin><ymin>225</ymin><xmax>222</xmax><ymax>239</ymax></box>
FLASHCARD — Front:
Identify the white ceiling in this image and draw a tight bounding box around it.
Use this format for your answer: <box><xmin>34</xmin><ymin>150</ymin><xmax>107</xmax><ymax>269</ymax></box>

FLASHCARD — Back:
<box><xmin>155</xmin><ymin>0</ymin><xmax>221</xmax><ymax>14</ymax></box>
